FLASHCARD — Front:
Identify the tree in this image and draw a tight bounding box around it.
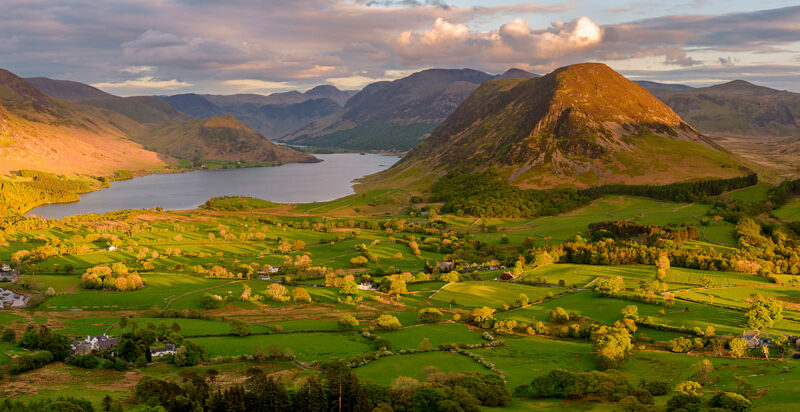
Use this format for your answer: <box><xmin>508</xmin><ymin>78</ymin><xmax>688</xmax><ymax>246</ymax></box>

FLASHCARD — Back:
<box><xmin>119</xmin><ymin>316</ymin><xmax>129</xmax><ymax>333</ymax></box>
<box><xmin>418</xmin><ymin>308</ymin><xmax>443</xmax><ymax>323</ymax></box>
<box><xmin>375</xmin><ymin>315</ymin><xmax>401</xmax><ymax>331</ymax></box>
<box><xmin>621</xmin><ymin>305</ymin><xmax>639</xmax><ymax>321</ymax></box>
<box><xmin>292</xmin><ymin>287</ymin><xmax>312</xmax><ymax>303</ymax></box>
<box><xmin>729</xmin><ymin>337</ymin><xmax>748</xmax><ymax>358</ymax></box>
<box><xmin>691</xmin><ymin>360</ymin><xmax>716</xmax><ymax>386</ymax></box>
<box><xmin>231</xmin><ymin>319</ymin><xmax>251</xmax><ymax>337</ymax></box>
<box><xmin>267</xmin><ymin>283</ymin><xmax>290</xmax><ymax>302</ymax></box>
<box><xmin>101</xmin><ymin>395</ymin><xmax>113</xmax><ymax>412</ymax></box>
<box><xmin>349</xmin><ymin>256</ymin><xmax>368</xmax><ymax>267</ymax></box>
<box><xmin>418</xmin><ymin>338</ymin><xmax>433</xmax><ymax>351</ymax></box>
<box><xmin>655</xmin><ymin>253</ymin><xmax>670</xmax><ymax>281</ymax></box>
<box><xmin>339</xmin><ymin>280</ymin><xmax>359</xmax><ymax>295</ymax></box>
<box><xmin>675</xmin><ymin>381</ymin><xmax>702</xmax><ymax>396</ymax></box>
<box><xmin>708</xmin><ymin>392</ymin><xmax>752</xmax><ymax>411</ymax></box>
<box><xmin>471</xmin><ymin>307</ymin><xmax>496</xmax><ymax>329</ymax></box>
<box><xmin>338</xmin><ymin>314</ymin><xmax>360</xmax><ymax>330</ymax></box>
<box><xmin>593</xmin><ymin>277</ymin><xmax>625</xmax><ymax>297</ymax></box>
<box><xmin>549</xmin><ymin>307</ymin><xmax>570</xmax><ymax>324</ymax></box>
<box><xmin>666</xmin><ymin>393</ymin><xmax>702</xmax><ymax>412</ymax></box>
<box><xmin>745</xmin><ymin>294</ymin><xmax>783</xmax><ymax>329</ymax></box>
<box><xmin>200</xmin><ymin>293</ymin><xmax>224</xmax><ymax>309</ymax></box>
<box><xmin>440</xmin><ymin>271</ymin><xmax>460</xmax><ymax>283</ymax></box>
<box><xmin>1</xmin><ymin>327</ymin><xmax>16</xmax><ymax>343</ymax></box>
<box><xmin>388</xmin><ymin>279</ymin><xmax>407</xmax><ymax>301</ymax></box>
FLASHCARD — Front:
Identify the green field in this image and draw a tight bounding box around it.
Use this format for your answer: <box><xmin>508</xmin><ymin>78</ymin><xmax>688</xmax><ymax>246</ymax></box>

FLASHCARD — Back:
<box><xmin>773</xmin><ymin>197</ymin><xmax>800</xmax><ymax>222</ymax></box>
<box><xmin>355</xmin><ymin>352</ymin><xmax>487</xmax><ymax>385</ymax></box>
<box><xmin>376</xmin><ymin>322</ymin><xmax>484</xmax><ymax>350</ymax></box>
<box><xmin>431</xmin><ymin>281</ymin><xmax>555</xmax><ymax>308</ymax></box>
<box><xmin>190</xmin><ymin>332</ymin><xmax>373</xmax><ymax>362</ymax></box>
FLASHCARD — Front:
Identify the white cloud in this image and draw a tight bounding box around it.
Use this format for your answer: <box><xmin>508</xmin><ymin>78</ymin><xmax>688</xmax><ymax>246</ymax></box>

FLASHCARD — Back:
<box><xmin>393</xmin><ymin>16</ymin><xmax>603</xmax><ymax>64</ymax></box>
<box><xmin>92</xmin><ymin>76</ymin><xmax>191</xmax><ymax>93</ymax></box>
<box><xmin>221</xmin><ymin>79</ymin><xmax>296</xmax><ymax>92</ymax></box>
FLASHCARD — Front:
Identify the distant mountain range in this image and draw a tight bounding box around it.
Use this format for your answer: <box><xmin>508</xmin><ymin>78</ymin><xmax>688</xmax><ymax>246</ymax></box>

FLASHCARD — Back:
<box><xmin>0</xmin><ymin>69</ymin><xmax>315</xmax><ymax>176</ymax></box>
<box><xmin>156</xmin><ymin>68</ymin><xmax>538</xmax><ymax>152</ymax></box>
<box><xmin>364</xmin><ymin>63</ymin><xmax>749</xmax><ymax>190</ymax></box>
<box><xmin>646</xmin><ymin>80</ymin><xmax>800</xmax><ymax>137</ymax></box>
<box><xmin>159</xmin><ymin>87</ymin><xmax>357</xmax><ymax>141</ymax></box>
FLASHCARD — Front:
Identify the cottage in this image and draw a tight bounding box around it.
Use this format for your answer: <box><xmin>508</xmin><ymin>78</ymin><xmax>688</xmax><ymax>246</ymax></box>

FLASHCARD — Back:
<box><xmin>268</xmin><ymin>266</ymin><xmax>280</xmax><ymax>274</ymax></box>
<box><xmin>257</xmin><ymin>275</ymin><xmax>271</xmax><ymax>281</ymax></box>
<box><xmin>70</xmin><ymin>341</ymin><xmax>93</xmax><ymax>356</ymax></box>
<box><xmin>107</xmin><ymin>246</ymin><xmax>117</xmax><ymax>252</ymax></box>
<box><xmin>358</xmin><ymin>282</ymin><xmax>375</xmax><ymax>291</ymax></box>
<box><xmin>439</xmin><ymin>262</ymin><xmax>455</xmax><ymax>272</ymax></box>
<box><xmin>151</xmin><ymin>343</ymin><xmax>177</xmax><ymax>358</ymax></box>
<box><xmin>742</xmin><ymin>331</ymin><xmax>762</xmax><ymax>349</ymax></box>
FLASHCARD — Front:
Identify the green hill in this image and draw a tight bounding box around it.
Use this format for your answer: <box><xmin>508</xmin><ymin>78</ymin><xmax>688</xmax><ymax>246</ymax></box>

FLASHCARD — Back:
<box><xmin>363</xmin><ymin>63</ymin><xmax>750</xmax><ymax>190</ymax></box>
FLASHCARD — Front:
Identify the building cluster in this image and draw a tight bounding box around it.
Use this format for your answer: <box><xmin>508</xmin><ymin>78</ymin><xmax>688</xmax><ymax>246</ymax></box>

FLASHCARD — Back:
<box><xmin>70</xmin><ymin>334</ymin><xmax>177</xmax><ymax>358</ymax></box>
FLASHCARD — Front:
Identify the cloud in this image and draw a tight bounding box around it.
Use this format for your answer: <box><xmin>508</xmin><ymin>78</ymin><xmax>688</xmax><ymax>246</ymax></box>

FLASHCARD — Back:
<box><xmin>394</xmin><ymin>16</ymin><xmax>603</xmax><ymax>64</ymax></box>
<box><xmin>221</xmin><ymin>79</ymin><xmax>296</xmax><ymax>92</ymax></box>
<box><xmin>92</xmin><ymin>77</ymin><xmax>191</xmax><ymax>92</ymax></box>
<box><xmin>2</xmin><ymin>1</ymin><xmax>800</xmax><ymax>94</ymax></box>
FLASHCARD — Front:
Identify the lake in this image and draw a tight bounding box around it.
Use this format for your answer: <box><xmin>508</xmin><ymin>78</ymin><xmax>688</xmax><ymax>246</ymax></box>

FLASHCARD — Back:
<box><xmin>28</xmin><ymin>153</ymin><xmax>399</xmax><ymax>219</ymax></box>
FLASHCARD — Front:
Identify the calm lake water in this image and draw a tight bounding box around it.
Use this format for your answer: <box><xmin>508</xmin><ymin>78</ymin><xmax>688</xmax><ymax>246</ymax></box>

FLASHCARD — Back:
<box><xmin>28</xmin><ymin>153</ymin><xmax>399</xmax><ymax>219</ymax></box>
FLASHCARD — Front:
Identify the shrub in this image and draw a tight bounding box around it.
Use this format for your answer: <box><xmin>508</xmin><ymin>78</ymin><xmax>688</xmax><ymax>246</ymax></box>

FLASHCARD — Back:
<box><xmin>639</xmin><ymin>379</ymin><xmax>670</xmax><ymax>396</ymax></box>
<box><xmin>666</xmin><ymin>393</ymin><xmax>702</xmax><ymax>412</ymax></box>
<box><xmin>669</xmin><ymin>337</ymin><xmax>694</xmax><ymax>353</ymax></box>
<box><xmin>707</xmin><ymin>392</ymin><xmax>751</xmax><ymax>411</ymax></box>
<box><xmin>417</xmin><ymin>308</ymin><xmax>443</xmax><ymax>323</ymax></box>
<box><xmin>199</xmin><ymin>293</ymin><xmax>224</xmax><ymax>309</ymax></box>
<box><xmin>8</xmin><ymin>351</ymin><xmax>54</xmax><ymax>375</ymax></box>
<box><xmin>548</xmin><ymin>307</ymin><xmax>570</xmax><ymax>324</ymax></box>
<box><xmin>375</xmin><ymin>315</ymin><xmax>401</xmax><ymax>331</ymax></box>
<box><xmin>338</xmin><ymin>314</ymin><xmax>360</xmax><ymax>330</ymax></box>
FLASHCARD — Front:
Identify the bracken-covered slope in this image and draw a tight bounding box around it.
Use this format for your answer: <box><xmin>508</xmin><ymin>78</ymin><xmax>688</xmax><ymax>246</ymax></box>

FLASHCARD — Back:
<box><xmin>364</xmin><ymin>63</ymin><xmax>750</xmax><ymax>190</ymax></box>
<box><xmin>0</xmin><ymin>69</ymin><xmax>167</xmax><ymax>175</ymax></box>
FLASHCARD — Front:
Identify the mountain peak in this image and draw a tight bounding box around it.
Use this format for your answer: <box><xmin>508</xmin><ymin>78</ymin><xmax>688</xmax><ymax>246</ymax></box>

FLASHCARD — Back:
<box><xmin>497</xmin><ymin>68</ymin><xmax>539</xmax><ymax>80</ymax></box>
<box><xmin>368</xmin><ymin>63</ymin><xmax>746</xmax><ymax>189</ymax></box>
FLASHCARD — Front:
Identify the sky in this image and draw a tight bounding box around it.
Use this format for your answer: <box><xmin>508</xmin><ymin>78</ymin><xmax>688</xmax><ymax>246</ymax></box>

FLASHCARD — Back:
<box><xmin>3</xmin><ymin>0</ymin><xmax>800</xmax><ymax>96</ymax></box>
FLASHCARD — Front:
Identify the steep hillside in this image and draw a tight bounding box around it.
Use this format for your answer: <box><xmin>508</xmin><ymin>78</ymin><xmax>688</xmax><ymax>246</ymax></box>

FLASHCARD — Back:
<box><xmin>649</xmin><ymin>80</ymin><xmax>800</xmax><ymax>137</ymax></box>
<box><xmin>27</xmin><ymin>77</ymin><xmax>190</xmax><ymax>124</ymax></box>
<box><xmin>0</xmin><ymin>69</ymin><xmax>167</xmax><ymax>175</ymax></box>
<box><xmin>25</xmin><ymin>77</ymin><xmax>115</xmax><ymax>101</ymax></box>
<box><xmin>364</xmin><ymin>63</ymin><xmax>749</xmax><ymax>190</ymax></box>
<box><xmin>5</xmin><ymin>70</ymin><xmax>317</xmax><ymax>175</ymax></box>
<box><xmin>140</xmin><ymin>115</ymin><xmax>318</xmax><ymax>164</ymax></box>
<box><xmin>284</xmin><ymin>69</ymin><xmax>495</xmax><ymax>151</ymax></box>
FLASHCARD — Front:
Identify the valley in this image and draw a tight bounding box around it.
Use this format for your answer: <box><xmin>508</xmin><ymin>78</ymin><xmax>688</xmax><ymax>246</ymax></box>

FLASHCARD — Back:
<box><xmin>2</xmin><ymin>57</ymin><xmax>800</xmax><ymax>412</ymax></box>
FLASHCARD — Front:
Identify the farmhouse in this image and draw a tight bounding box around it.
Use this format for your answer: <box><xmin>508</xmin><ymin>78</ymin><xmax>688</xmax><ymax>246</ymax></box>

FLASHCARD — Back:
<box><xmin>439</xmin><ymin>262</ymin><xmax>455</xmax><ymax>272</ymax></box>
<box><xmin>358</xmin><ymin>282</ymin><xmax>375</xmax><ymax>291</ymax></box>
<box><xmin>498</xmin><ymin>272</ymin><xmax>514</xmax><ymax>281</ymax></box>
<box><xmin>742</xmin><ymin>331</ymin><xmax>764</xmax><ymax>349</ymax></box>
<box><xmin>257</xmin><ymin>275</ymin><xmax>271</xmax><ymax>281</ymax></box>
<box><xmin>70</xmin><ymin>334</ymin><xmax>120</xmax><ymax>354</ymax></box>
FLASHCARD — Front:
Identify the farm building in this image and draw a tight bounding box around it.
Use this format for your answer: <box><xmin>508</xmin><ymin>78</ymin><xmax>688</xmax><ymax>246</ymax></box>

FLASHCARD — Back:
<box><xmin>742</xmin><ymin>331</ymin><xmax>764</xmax><ymax>349</ymax></box>
<box><xmin>70</xmin><ymin>334</ymin><xmax>120</xmax><ymax>354</ymax></box>
<box><xmin>151</xmin><ymin>344</ymin><xmax>177</xmax><ymax>358</ymax></box>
